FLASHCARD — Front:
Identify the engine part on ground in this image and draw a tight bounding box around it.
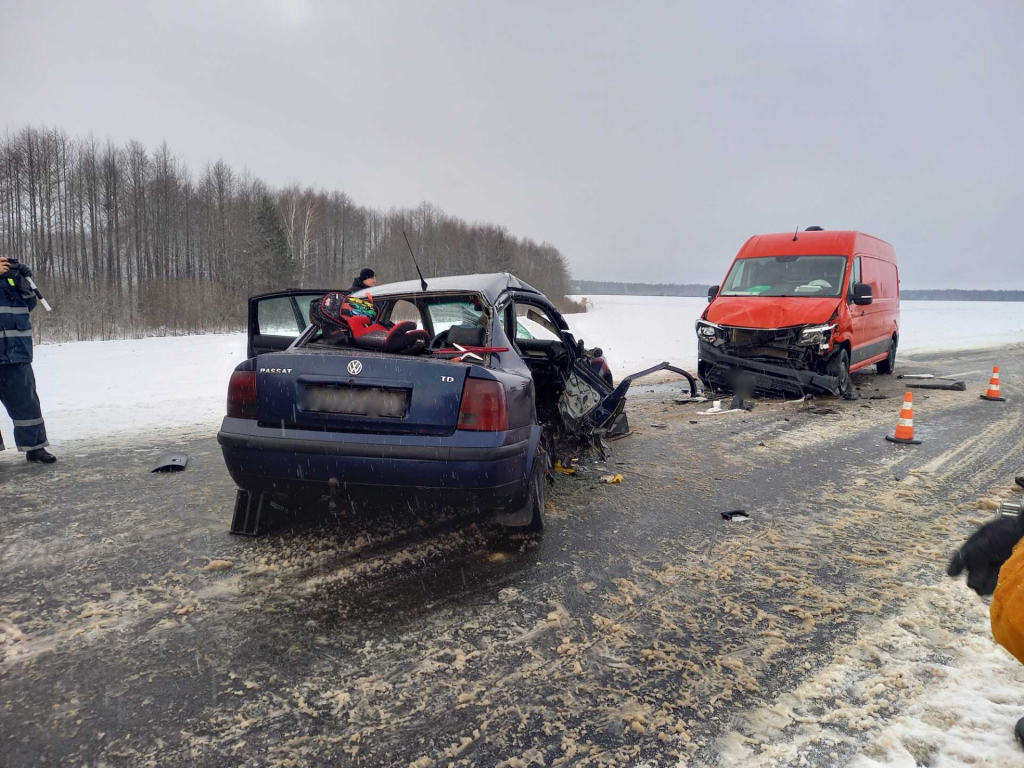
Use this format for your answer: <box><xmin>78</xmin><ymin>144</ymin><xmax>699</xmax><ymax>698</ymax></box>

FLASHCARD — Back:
<box><xmin>152</xmin><ymin>452</ymin><xmax>189</xmax><ymax>472</ymax></box>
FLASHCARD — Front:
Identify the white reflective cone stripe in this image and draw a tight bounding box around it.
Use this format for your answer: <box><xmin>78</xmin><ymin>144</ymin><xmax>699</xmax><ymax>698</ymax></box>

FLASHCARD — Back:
<box><xmin>13</xmin><ymin>418</ymin><xmax>44</xmax><ymax>427</ymax></box>
<box><xmin>898</xmin><ymin>418</ymin><xmax>915</xmax><ymax>427</ymax></box>
<box><xmin>994</xmin><ymin>373</ymin><xmax>1000</xmax><ymax>379</ymax></box>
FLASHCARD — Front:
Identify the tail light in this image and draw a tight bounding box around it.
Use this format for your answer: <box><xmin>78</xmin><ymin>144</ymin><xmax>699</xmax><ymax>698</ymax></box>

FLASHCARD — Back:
<box><xmin>227</xmin><ymin>370</ymin><xmax>258</xmax><ymax>419</ymax></box>
<box><xmin>458</xmin><ymin>377</ymin><xmax>509</xmax><ymax>431</ymax></box>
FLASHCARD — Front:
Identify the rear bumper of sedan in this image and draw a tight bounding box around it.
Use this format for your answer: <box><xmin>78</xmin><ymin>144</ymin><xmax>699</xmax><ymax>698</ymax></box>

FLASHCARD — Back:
<box><xmin>217</xmin><ymin>418</ymin><xmax>536</xmax><ymax>509</ymax></box>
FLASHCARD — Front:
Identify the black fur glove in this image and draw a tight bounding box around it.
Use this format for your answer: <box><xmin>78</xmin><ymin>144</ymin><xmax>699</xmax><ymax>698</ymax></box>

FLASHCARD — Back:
<box><xmin>948</xmin><ymin>514</ymin><xmax>1024</xmax><ymax>596</ymax></box>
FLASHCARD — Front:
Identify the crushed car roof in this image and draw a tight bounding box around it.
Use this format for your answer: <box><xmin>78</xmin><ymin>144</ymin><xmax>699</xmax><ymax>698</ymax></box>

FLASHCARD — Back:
<box><xmin>352</xmin><ymin>272</ymin><xmax>540</xmax><ymax>304</ymax></box>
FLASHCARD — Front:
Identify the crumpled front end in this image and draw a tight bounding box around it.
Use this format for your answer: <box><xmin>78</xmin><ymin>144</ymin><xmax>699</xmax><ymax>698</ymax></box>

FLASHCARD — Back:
<box><xmin>696</xmin><ymin>321</ymin><xmax>841</xmax><ymax>397</ymax></box>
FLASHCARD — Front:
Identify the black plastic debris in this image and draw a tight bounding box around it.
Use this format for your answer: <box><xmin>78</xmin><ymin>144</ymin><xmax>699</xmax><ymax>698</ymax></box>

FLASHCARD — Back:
<box><xmin>649</xmin><ymin>423</ymin><xmax>668</xmax><ymax>429</ymax></box>
<box><xmin>721</xmin><ymin>510</ymin><xmax>751</xmax><ymax>522</ymax></box>
<box><xmin>909</xmin><ymin>380</ymin><xmax>966</xmax><ymax>391</ymax></box>
<box><xmin>812</xmin><ymin>407</ymin><xmax>838</xmax><ymax>415</ymax></box>
<box><xmin>1016</xmin><ymin>476</ymin><xmax>1024</xmax><ymax>490</ymax></box>
<box><xmin>152</xmin><ymin>452</ymin><xmax>188</xmax><ymax>473</ymax></box>
<box><xmin>843</xmin><ymin>391</ymin><xmax>862</xmax><ymax>400</ymax></box>
<box><xmin>869</xmin><ymin>394</ymin><xmax>890</xmax><ymax>400</ymax></box>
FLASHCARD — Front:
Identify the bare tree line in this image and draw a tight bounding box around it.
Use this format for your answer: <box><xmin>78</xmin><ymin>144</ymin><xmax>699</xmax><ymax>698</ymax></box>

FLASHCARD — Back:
<box><xmin>0</xmin><ymin>125</ymin><xmax>581</xmax><ymax>343</ymax></box>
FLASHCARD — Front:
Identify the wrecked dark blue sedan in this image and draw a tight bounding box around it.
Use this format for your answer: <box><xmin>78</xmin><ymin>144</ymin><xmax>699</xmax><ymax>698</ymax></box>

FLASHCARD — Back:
<box><xmin>218</xmin><ymin>273</ymin><xmax>693</xmax><ymax>536</ymax></box>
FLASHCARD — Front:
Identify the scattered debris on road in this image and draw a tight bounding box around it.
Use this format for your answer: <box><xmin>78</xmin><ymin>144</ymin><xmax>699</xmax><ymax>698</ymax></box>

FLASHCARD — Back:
<box><xmin>151</xmin><ymin>452</ymin><xmax>188</xmax><ymax>473</ymax></box>
<box><xmin>910</xmin><ymin>380</ymin><xmax>967</xmax><ymax>391</ymax></box>
<box><xmin>599</xmin><ymin>473</ymin><xmax>625</xmax><ymax>484</ymax></box>
<box><xmin>720</xmin><ymin>510</ymin><xmax>751</xmax><ymax>522</ymax></box>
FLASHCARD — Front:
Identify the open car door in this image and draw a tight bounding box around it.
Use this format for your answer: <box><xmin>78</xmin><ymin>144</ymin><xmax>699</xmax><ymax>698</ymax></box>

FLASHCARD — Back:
<box><xmin>247</xmin><ymin>290</ymin><xmax>334</xmax><ymax>359</ymax></box>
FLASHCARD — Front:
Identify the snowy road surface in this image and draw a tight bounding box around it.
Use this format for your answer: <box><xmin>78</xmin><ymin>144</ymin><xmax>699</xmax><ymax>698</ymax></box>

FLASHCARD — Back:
<box><xmin>4</xmin><ymin>345</ymin><xmax>1024</xmax><ymax>766</ymax></box>
<box><xmin>4</xmin><ymin>297</ymin><xmax>1024</xmax><ymax>448</ymax></box>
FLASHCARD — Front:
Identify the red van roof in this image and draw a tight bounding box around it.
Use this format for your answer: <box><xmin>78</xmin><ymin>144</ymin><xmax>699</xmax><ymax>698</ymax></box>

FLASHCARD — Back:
<box><xmin>738</xmin><ymin>230</ymin><xmax>894</xmax><ymax>261</ymax></box>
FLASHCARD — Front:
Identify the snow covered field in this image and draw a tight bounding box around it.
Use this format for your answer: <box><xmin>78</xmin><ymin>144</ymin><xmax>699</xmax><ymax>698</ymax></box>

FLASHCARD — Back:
<box><xmin>4</xmin><ymin>297</ymin><xmax>1024</xmax><ymax>449</ymax></box>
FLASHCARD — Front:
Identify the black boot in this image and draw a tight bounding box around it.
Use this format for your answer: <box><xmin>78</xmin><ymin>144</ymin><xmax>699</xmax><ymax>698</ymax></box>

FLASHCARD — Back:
<box><xmin>26</xmin><ymin>448</ymin><xmax>56</xmax><ymax>464</ymax></box>
<box><xmin>1015</xmin><ymin>716</ymin><xmax>1024</xmax><ymax>749</ymax></box>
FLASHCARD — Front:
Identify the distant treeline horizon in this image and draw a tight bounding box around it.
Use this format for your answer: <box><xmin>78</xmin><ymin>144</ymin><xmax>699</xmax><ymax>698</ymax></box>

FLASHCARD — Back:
<box><xmin>570</xmin><ymin>280</ymin><xmax>1024</xmax><ymax>302</ymax></box>
<box><xmin>1</xmin><ymin>124</ymin><xmax>580</xmax><ymax>343</ymax></box>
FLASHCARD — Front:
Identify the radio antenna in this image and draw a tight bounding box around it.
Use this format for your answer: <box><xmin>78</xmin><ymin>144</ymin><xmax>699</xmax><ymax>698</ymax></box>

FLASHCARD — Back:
<box><xmin>792</xmin><ymin>225</ymin><xmax>800</xmax><ymax>242</ymax></box>
<box><xmin>402</xmin><ymin>230</ymin><xmax>429</xmax><ymax>291</ymax></box>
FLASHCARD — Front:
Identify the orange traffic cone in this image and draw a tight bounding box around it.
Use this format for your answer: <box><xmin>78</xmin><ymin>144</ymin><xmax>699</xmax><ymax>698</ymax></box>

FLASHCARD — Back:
<box><xmin>886</xmin><ymin>392</ymin><xmax>922</xmax><ymax>445</ymax></box>
<box><xmin>980</xmin><ymin>366</ymin><xmax>1007</xmax><ymax>402</ymax></box>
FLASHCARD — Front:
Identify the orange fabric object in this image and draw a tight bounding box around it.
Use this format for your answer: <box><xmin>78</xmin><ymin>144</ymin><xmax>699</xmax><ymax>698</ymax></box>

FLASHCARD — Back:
<box><xmin>991</xmin><ymin>538</ymin><xmax>1024</xmax><ymax>664</ymax></box>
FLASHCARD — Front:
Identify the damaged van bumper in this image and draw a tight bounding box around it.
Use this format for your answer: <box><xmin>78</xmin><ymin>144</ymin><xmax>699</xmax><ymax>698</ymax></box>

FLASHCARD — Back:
<box><xmin>697</xmin><ymin>341</ymin><xmax>841</xmax><ymax>397</ymax></box>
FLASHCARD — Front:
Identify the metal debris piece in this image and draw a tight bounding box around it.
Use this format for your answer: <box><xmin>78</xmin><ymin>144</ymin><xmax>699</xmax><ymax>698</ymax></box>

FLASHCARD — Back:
<box><xmin>152</xmin><ymin>452</ymin><xmax>188</xmax><ymax>473</ymax></box>
<box><xmin>649</xmin><ymin>423</ymin><xmax>668</xmax><ymax>429</ymax></box>
<box><xmin>898</xmin><ymin>374</ymin><xmax>935</xmax><ymax>379</ymax></box>
<box><xmin>909</xmin><ymin>380</ymin><xmax>966</xmax><ymax>391</ymax></box>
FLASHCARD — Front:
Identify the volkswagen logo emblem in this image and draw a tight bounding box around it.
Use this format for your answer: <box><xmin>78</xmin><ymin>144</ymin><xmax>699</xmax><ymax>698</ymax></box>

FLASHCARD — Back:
<box><xmin>347</xmin><ymin>360</ymin><xmax>363</xmax><ymax>376</ymax></box>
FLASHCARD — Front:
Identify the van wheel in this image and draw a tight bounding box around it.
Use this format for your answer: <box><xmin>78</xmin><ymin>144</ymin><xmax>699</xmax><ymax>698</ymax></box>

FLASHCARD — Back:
<box><xmin>877</xmin><ymin>337</ymin><xmax>897</xmax><ymax>375</ymax></box>
<box><xmin>828</xmin><ymin>348</ymin><xmax>852</xmax><ymax>397</ymax></box>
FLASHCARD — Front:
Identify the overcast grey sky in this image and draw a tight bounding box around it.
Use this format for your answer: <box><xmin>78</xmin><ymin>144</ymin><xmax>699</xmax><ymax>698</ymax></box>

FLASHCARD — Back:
<box><xmin>2</xmin><ymin>1</ymin><xmax>1021</xmax><ymax>288</ymax></box>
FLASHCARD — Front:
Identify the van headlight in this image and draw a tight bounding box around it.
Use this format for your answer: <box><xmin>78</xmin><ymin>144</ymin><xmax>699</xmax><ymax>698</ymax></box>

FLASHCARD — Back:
<box><xmin>696</xmin><ymin>321</ymin><xmax>719</xmax><ymax>341</ymax></box>
<box><xmin>798</xmin><ymin>324</ymin><xmax>836</xmax><ymax>347</ymax></box>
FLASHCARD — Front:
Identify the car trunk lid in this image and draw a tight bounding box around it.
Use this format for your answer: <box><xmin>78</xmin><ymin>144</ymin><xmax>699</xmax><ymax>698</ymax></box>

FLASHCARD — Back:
<box><xmin>256</xmin><ymin>350</ymin><xmax>469</xmax><ymax>435</ymax></box>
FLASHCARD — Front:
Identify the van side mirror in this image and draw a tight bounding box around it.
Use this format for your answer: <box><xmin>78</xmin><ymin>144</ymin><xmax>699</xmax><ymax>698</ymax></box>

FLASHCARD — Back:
<box><xmin>852</xmin><ymin>283</ymin><xmax>873</xmax><ymax>305</ymax></box>
<box><xmin>707</xmin><ymin>285</ymin><xmax>719</xmax><ymax>302</ymax></box>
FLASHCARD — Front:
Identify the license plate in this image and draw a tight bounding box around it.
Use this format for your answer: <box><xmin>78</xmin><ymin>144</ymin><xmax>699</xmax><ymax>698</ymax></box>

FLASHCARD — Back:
<box><xmin>302</xmin><ymin>385</ymin><xmax>408</xmax><ymax>418</ymax></box>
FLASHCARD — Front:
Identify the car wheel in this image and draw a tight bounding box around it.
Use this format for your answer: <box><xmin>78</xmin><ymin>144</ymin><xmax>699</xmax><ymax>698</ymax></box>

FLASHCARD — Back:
<box><xmin>877</xmin><ymin>337</ymin><xmax>897</xmax><ymax>375</ymax></box>
<box><xmin>524</xmin><ymin>449</ymin><xmax>547</xmax><ymax>532</ymax></box>
<box><xmin>828</xmin><ymin>347</ymin><xmax>852</xmax><ymax>397</ymax></box>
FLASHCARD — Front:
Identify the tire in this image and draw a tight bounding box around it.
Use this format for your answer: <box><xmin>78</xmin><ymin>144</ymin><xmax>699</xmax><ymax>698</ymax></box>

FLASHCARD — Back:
<box><xmin>524</xmin><ymin>449</ymin><xmax>547</xmax><ymax>532</ymax></box>
<box><xmin>877</xmin><ymin>337</ymin><xmax>897</xmax><ymax>375</ymax></box>
<box><xmin>828</xmin><ymin>347</ymin><xmax>852</xmax><ymax>397</ymax></box>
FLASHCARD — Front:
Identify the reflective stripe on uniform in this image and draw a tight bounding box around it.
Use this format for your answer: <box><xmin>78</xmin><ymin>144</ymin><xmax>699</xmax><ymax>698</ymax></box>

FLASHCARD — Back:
<box><xmin>0</xmin><ymin>329</ymin><xmax>32</xmax><ymax>337</ymax></box>
<box><xmin>14</xmin><ymin>417</ymin><xmax>44</xmax><ymax>427</ymax></box>
<box><xmin>0</xmin><ymin>306</ymin><xmax>29</xmax><ymax>314</ymax></box>
<box><xmin>16</xmin><ymin>440</ymin><xmax>49</xmax><ymax>452</ymax></box>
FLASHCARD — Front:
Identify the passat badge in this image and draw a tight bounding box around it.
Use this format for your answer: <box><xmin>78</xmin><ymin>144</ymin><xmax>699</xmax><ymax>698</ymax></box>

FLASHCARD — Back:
<box><xmin>347</xmin><ymin>360</ymin><xmax>363</xmax><ymax>376</ymax></box>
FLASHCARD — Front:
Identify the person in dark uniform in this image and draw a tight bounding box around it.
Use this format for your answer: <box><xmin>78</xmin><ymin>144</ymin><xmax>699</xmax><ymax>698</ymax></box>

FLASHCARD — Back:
<box><xmin>349</xmin><ymin>267</ymin><xmax>377</xmax><ymax>294</ymax></box>
<box><xmin>0</xmin><ymin>255</ymin><xmax>55</xmax><ymax>464</ymax></box>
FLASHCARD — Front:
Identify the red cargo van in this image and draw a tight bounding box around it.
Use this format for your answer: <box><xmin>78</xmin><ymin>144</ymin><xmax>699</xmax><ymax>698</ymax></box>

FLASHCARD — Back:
<box><xmin>697</xmin><ymin>228</ymin><xmax>899</xmax><ymax>397</ymax></box>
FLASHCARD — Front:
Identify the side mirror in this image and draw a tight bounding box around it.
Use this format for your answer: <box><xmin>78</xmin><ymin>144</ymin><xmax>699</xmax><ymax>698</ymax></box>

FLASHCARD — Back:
<box><xmin>707</xmin><ymin>285</ymin><xmax>719</xmax><ymax>302</ymax></box>
<box><xmin>852</xmin><ymin>282</ymin><xmax>873</xmax><ymax>305</ymax></box>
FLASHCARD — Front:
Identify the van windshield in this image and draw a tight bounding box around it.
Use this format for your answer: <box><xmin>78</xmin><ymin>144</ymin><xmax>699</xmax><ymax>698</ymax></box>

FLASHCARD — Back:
<box><xmin>720</xmin><ymin>255</ymin><xmax>848</xmax><ymax>298</ymax></box>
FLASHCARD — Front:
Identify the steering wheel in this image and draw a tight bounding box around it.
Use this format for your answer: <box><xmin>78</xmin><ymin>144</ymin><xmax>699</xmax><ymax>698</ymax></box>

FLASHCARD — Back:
<box><xmin>429</xmin><ymin>329</ymin><xmax>450</xmax><ymax>350</ymax></box>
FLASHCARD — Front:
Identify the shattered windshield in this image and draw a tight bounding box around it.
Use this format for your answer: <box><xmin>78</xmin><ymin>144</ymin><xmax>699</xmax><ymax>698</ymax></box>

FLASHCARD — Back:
<box><xmin>720</xmin><ymin>255</ymin><xmax>848</xmax><ymax>297</ymax></box>
<box><xmin>426</xmin><ymin>298</ymin><xmax>487</xmax><ymax>335</ymax></box>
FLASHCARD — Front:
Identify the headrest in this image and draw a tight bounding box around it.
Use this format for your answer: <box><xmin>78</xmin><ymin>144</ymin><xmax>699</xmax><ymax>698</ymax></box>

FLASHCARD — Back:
<box><xmin>447</xmin><ymin>323</ymin><xmax>485</xmax><ymax>347</ymax></box>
